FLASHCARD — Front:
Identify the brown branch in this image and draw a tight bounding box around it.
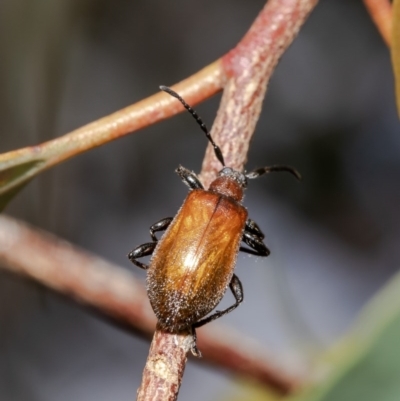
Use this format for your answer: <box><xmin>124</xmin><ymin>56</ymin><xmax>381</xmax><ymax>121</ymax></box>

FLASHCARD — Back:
<box><xmin>0</xmin><ymin>214</ymin><xmax>155</xmax><ymax>333</ymax></box>
<box><xmin>198</xmin><ymin>0</ymin><xmax>318</xmax><ymax>187</ymax></box>
<box><xmin>0</xmin><ymin>61</ymin><xmax>223</xmax><ymax>167</ymax></box>
<box><xmin>363</xmin><ymin>0</ymin><xmax>393</xmax><ymax>47</ymax></box>
<box><xmin>0</xmin><ymin>61</ymin><xmax>224</xmax><ymax>199</ymax></box>
<box><xmin>136</xmin><ymin>327</ymin><xmax>192</xmax><ymax>401</ymax></box>
<box><xmin>0</xmin><ymin>214</ymin><xmax>303</xmax><ymax>395</ymax></box>
<box><xmin>142</xmin><ymin>1</ymin><xmax>318</xmax><ymax>399</ymax></box>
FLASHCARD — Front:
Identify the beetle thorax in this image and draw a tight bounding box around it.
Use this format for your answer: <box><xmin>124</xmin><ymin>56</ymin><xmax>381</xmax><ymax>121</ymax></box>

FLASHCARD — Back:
<box><xmin>208</xmin><ymin>167</ymin><xmax>246</xmax><ymax>202</ymax></box>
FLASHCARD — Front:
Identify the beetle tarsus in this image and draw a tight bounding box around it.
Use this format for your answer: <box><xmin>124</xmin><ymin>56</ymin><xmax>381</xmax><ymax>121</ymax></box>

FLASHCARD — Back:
<box><xmin>176</xmin><ymin>165</ymin><xmax>204</xmax><ymax>190</ymax></box>
<box><xmin>150</xmin><ymin>217</ymin><xmax>173</xmax><ymax>241</ymax></box>
<box><xmin>128</xmin><ymin>242</ymin><xmax>157</xmax><ymax>270</ymax></box>
<box><xmin>190</xmin><ymin>328</ymin><xmax>202</xmax><ymax>358</ymax></box>
<box><xmin>193</xmin><ymin>274</ymin><xmax>243</xmax><ymax>329</ymax></box>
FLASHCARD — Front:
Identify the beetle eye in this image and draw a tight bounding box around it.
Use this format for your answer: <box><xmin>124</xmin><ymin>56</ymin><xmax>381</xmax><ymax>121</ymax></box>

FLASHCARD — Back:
<box><xmin>219</xmin><ymin>167</ymin><xmax>233</xmax><ymax>176</ymax></box>
<box><xmin>217</xmin><ymin>167</ymin><xmax>247</xmax><ymax>188</ymax></box>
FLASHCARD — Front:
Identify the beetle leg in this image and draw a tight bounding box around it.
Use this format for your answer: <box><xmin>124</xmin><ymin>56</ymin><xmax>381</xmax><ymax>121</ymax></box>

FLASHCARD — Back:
<box><xmin>193</xmin><ymin>274</ymin><xmax>244</xmax><ymax>329</ymax></box>
<box><xmin>176</xmin><ymin>165</ymin><xmax>204</xmax><ymax>190</ymax></box>
<box><xmin>190</xmin><ymin>327</ymin><xmax>202</xmax><ymax>358</ymax></box>
<box><xmin>128</xmin><ymin>242</ymin><xmax>157</xmax><ymax>270</ymax></box>
<box><xmin>240</xmin><ymin>230</ymin><xmax>270</xmax><ymax>256</ymax></box>
<box><xmin>245</xmin><ymin>218</ymin><xmax>265</xmax><ymax>240</ymax></box>
<box><xmin>240</xmin><ymin>219</ymin><xmax>270</xmax><ymax>256</ymax></box>
<box><xmin>150</xmin><ymin>217</ymin><xmax>173</xmax><ymax>241</ymax></box>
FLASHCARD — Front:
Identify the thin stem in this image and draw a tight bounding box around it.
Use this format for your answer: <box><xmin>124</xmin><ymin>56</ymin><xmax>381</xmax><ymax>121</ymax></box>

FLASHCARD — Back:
<box><xmin>0</xmin><ymin>61</ymin><xmax>224</xmax><ymax>199</ymax></box>
<box><xmin>136</xmin><ymin>328</ymin><xmax>192</xmax><ymax>401</ymax></box>
<box><xmin>199</xmin><ymin>0</ymin><xmax>318</xmax><ymax>187</ymax></box>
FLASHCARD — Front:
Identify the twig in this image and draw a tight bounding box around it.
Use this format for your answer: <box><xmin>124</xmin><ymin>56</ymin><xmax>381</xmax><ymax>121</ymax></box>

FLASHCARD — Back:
<box><xmin>136</xmin><ymin>327</ymin><xmax>192</xmax><ymax>401</ymax></box>
<box><xmin>363</xmin><ymin>0</ymin><xmax>393</xmax><ymax>47</ymax></box>
<box><xmin>0</xmin><ymin>61</ymin><xmax>224</xmax><ymax>200</ymax></box>
<box><xmin>199</xmin><ymin>0</ymin><xmax>318</xmax><ymax>187</ymax></box>
<box><xmin>0</xmin><ymin>214</ymin><xmax>155</xmax><ymax>333</ymax></box>
<box><xmin>0</xmin><ymin>214</ymin><xmax>302</xmax><ymax>394</ymax></box>
<box><xmin>143</xmin><ymin>1</ymin><xmax>318</xmax><ymax>399</ymax></box>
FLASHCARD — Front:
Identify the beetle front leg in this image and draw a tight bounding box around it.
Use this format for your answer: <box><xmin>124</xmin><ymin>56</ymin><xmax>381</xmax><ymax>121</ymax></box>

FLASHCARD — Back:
<box><xmin>150</xmin><ymin>217</ymin><xmax>173</xmax><ymax>241</ymax></box>
<box><xmin>176</xmin><ymin>165</ymin><xmax>204</xmax><ymax>190</ymax></box>
<box><xmin>128</xmin><ymin>242</ymin><xmax>157</xmax><ymax>270</ymax></box>
<box><xmin>193</xmin><ymin>274</ymin><xmax>244</xmax><ymax>330</ymax></box>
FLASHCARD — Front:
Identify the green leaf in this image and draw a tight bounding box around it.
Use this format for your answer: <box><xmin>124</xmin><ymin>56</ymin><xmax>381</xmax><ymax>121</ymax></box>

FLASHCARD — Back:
<box><xmin>0</xmin><ymin>160</ymin><xmax>44</xmax><ymax>211</ymax></box>
<box><xmin>291</xmin><ymin>269</ymin><xmax>400</xmax><ymax>401</ymax></box>
<box><xmin>392</xmin><ymin>0</ymin><xmax>400</xmax><ymax>118</ymax></box>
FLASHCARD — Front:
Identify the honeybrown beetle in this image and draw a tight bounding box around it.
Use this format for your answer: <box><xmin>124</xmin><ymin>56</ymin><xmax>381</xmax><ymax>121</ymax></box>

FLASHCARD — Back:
<box><xmin>129</xmin><ymin>86</ymin><xmax>300</xmax><ymax>356</ymax></box>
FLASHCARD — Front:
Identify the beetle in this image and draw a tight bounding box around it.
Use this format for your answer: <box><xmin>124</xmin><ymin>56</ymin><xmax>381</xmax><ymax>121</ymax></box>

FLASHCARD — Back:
<box><xmin>128</xmin><ymin>86</ymin><xmax>300</xmax><ymax>357</ymax></box>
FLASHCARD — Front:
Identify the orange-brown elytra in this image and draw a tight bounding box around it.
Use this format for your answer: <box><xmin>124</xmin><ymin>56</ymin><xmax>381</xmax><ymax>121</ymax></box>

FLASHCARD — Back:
<box><xmin>128</xmin><ymin>86</ymin><xmax>301</xmax><ymax>357</ymax></box>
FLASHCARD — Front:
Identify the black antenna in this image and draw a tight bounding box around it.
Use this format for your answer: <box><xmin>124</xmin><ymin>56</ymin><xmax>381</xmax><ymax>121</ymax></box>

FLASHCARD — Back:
<box><xmin>246</xmin><ymin>165</ymin><xmax>302</xmax><ymax>181</ymax></box>
<box><xmin>160</xmin><ymin>85</ymin><xmax>225</xmax><ymax>167</ymax></box>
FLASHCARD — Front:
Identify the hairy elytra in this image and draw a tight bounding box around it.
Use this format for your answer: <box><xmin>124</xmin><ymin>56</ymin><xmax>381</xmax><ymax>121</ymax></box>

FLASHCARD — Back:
<box><xmin>128</xmin><ymin>86</ymin><xmax>300</xmax><ymax>357</ymax></box>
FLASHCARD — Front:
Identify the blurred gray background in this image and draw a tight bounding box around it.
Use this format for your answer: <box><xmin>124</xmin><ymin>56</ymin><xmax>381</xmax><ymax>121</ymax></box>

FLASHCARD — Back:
<box><xmin>0</xmin><ymin>0</ymin><xmax>399</xmax><ymax>400</ymax></box>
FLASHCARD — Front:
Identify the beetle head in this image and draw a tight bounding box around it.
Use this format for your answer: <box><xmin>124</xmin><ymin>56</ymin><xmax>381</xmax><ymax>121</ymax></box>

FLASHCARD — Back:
<box><xmin>218</xmin><ymin>167</ymin><xmax>247</xmax><ymax>188</ymax></box>
<box><xmin>160</xmin><ymin>86</ymin><xmax>301</xmax><ymax>194</ymax></box>
<box><xmin>208</xmin><ymin>167</ymin><xmax>247</xmax><ymax>202</ymax></box>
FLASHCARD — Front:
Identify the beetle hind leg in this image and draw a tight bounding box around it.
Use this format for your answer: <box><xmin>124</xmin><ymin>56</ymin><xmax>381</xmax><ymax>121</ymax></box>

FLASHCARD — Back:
<box><xmin>193</xmin><ymin>274</ymin><xmax>244</xmax><ymax>330</ymax></box>
<box><xmin>189</xmin><ymin>275</ymin><xmax>244</xmax><ymax>357</ymax></box>
<box><xmin>190</xmin><ymin>327</ymin><xmax>202</xmax><ymax>358</ymax></box>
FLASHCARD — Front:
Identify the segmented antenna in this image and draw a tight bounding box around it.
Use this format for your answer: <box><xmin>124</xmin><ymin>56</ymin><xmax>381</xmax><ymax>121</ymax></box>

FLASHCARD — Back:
<box><xmin>160</xmin><ymin>85</ymin><xmax>225</xmax><ymax>167</ymax></box>
<box><xmin>246</xmin><ymin>165</ymin><xmax>302</xmax><ymax>181</ymax></box>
